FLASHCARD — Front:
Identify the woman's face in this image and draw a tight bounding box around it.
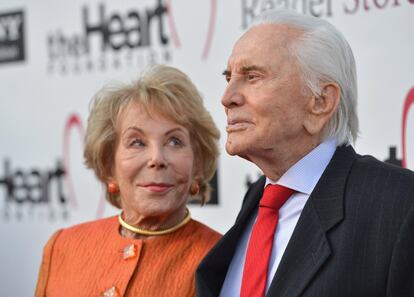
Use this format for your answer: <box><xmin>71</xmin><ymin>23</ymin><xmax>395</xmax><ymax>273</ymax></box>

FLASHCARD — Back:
<box><xmin>112</xmin><ymin>102</ymin><xmax>195</xmax><ymax>223</ymax></box>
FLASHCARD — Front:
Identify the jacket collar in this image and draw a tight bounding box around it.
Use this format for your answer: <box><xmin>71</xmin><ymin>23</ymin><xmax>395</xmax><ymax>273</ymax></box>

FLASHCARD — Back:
<box><xmin>196</xmin><ymin>145</ymin><xmax>357</xmax><ymax>297</ymax></box>
<box><xmin>267</xmin><ymin>145</ymin><xmax>357</xmax><ymax>297</ymax></box>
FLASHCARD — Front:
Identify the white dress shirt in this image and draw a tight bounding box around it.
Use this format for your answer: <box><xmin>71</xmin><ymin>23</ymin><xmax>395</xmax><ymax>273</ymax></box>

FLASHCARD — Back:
<box><xmin>219</xmin><ymin>139</ymin><xmax>337</xmax><ymax>297</ymax></box>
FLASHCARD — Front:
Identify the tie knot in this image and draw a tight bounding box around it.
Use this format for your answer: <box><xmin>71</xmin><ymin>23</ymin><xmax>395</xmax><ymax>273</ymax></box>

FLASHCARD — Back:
<box><xmin>260</xmin><ymin>184</ymin><xmax>294</xmax><ymax>210</ymax></box>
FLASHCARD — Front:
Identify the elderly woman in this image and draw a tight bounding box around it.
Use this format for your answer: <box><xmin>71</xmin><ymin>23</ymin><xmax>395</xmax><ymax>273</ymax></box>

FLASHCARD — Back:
<box><xmin>35</xmin><ymin>65</ymin><xmax>221</xmax><ymax>297</ymax></box>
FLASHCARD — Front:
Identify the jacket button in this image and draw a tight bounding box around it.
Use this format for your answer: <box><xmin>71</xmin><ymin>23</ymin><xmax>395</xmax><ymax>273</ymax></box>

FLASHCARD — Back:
<box><xmin>102</xmin><ymin>286</ymin><xmax>120</xmax><ymax>297</ymax></box>
<box><xmin>122</xmin><ymin>243</ymin><xmax>137</xmax><ymax>260</ymax></box>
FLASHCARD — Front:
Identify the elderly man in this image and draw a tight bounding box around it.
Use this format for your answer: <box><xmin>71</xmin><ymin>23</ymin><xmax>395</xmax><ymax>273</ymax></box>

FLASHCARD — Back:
<box><xmin>196</xmin><ymin>9</ymin><xmax>414</xmax><ymax>297</ymax></box>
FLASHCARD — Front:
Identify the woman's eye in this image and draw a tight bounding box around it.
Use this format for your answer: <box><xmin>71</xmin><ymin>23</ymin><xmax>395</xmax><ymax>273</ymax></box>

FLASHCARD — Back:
<box><xmin>168</xmin><ymin>137</ymin><xmax>183</xmax><ymax>147</ymax></box>
<box><xmin>130</xmin><ymin>138</ymin><xmax>145</xmax><ymax>147</ymax></box>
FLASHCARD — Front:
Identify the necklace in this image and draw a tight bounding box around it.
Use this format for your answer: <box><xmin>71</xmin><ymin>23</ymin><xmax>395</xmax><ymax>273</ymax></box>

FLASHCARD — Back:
<box><xmin>118</xmin><ymin>208</ymin><xmax>191</xmax><ymax>236</ymax></box>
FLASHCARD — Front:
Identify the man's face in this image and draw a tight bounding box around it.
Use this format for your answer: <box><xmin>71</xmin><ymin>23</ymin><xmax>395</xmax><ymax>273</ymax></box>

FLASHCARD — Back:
<box><xmin>222</xmin><ymin>24</ymin><xmax>312</xmax><ymax>162</ymax></box>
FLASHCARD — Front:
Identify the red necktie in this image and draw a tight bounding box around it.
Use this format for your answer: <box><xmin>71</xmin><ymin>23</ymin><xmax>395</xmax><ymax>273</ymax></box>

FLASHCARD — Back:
<box><xmin>240</xmin><ymin>184</ymin><xmax>294</xmax><ymax>297</ymax></box>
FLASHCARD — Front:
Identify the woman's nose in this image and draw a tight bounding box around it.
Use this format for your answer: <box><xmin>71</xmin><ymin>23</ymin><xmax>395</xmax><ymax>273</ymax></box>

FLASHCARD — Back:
<box><xmin>147</xmin><ymin>146</ymin><xmax>167</xmax><ymax>169</ymax></box>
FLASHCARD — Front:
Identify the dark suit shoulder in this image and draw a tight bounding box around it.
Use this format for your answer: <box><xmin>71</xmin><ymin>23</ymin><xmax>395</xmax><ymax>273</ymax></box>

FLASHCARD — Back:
<box><xmin>351</xmin><ymin>153</ymin><xmax>414</xmax><ymax>192</ymax></box>
<box><xmin>355</xmin><ymin>153</ymin><xmax>414</xmax><ymax>177</ymax></box>
<box><xmin>346</xmin><ymin>153</ymin><xmax>414</xmax><ymax>224</ymax></box>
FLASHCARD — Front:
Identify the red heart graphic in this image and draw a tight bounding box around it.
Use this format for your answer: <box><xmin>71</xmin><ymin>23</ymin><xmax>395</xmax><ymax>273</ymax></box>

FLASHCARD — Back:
<box><xmin>62</xmin><ymin>114</ymin><xmax>84</xmax><ymax>209</ymax></box>
<box><xmin>63</xmin><ymin>113</ymin><xmax>109</xmax><ymax>218</ymax></box>
<box><xmin>401</xmin><ymin>87</ymin><xmax>414</xmax><ymax>168</ymax></box>
<box><xmin>165</xmin><ymin>0</ymin><xmax>217</xmax><ymax>60</ymax></box>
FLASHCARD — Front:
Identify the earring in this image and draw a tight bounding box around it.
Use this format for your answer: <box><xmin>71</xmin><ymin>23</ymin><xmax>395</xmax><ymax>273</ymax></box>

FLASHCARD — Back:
<box><xmin>190</xmin><ymin>182</ymin><xmax>199</xmax><ymax>196</ymax></box>
<box><xmin>107</xmin><ymin>182</ymin><xmax>119</xmax><ymax>194</ymax></box>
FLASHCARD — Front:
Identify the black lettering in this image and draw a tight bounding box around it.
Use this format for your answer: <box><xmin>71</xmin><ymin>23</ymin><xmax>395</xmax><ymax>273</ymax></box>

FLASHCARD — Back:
<box><xmin>373</xmin><ymin>0</ymin><xmax>388</xmax><ymax>8</ymax></box>
<box><xmin>54</xmin><ymin>160</ymin><xmax>66</xmax><ymax>204</ymax></box>
<box><xmin>47</xmin><ymin>34</ymin><xmax>58</xmax><ymax>60</ymax></box>
<box><xmin>125</xmin><ymin>12</ymin><xmax>143</xmax><ymax>48</ymax></box>
<box><xmin>0</xmin><ymin>159</ymin><xmax>13</xmax><ymax>203</ymax></box>
<box><xmin>242</xmin><ymin>0</ymin><xmax>259</xmax><ymax>29</ymax></box>
<box><xmin>58</xmin><ymin>31</ymin><xmax>67</xmax><ymax>57</ymax></box>
<box><xmin>27</xmin><ymin>170</ymin><xmax>43</xmax><ymax>203</ymax></box>
<box><xmin>344</xmin><ymin>0</ymin><xmax>359</xmax><ymax>14</ymax></box>
<box><xmin>67</xmin><ymin>35</ymin><xmax>88</xmax><ymax>57</ymax></box>
<box><xmin>41</xmin><ymin>160</ymin><xmax>67</xmax><ymax>204</ymax></box>
<box><xmin>260</xmin><ymin>0</ymin><xmax>276</xmax><ymax>12</ymax></box>
<box><xmin>83</xmin><ymin>4</ymin><xmax>108</xmax><ymax>50</ymax></box>
<box><xmin>277</xmin><ymin>0</ymin><xmax>290</xmax><ymax>9</ymax></box>
<box><xmin>0</xmin><ymin>14</ymin><xmax>22</xmax><ymax>41</ymax></box>
<box><xmin>309</xmin><ymin>0</ymin><xmax>324</xmax><ymax>17</ymax></box>
<box><xmin>107</xmin><ymin>14</ymin><xmax>125</xmax><ymax>50</ymax></box>
<box><xmin>326</xmin><ymin>0</ymin><xmax>334</xmax><ymax>16</ymax></box>
<box><xmin>13</xmin><ymin>170</ymin><xmax>26</xmax><ymax>204</ymax></box>
<box><xmin>293</xmin><ymin>0</ymin><xmax>308</xmax><ymax>14</ymax></box>
<box><xmin>155</xmin><ymin>0</ymin><xmax>168</xmax><ymax>45</ymax></box>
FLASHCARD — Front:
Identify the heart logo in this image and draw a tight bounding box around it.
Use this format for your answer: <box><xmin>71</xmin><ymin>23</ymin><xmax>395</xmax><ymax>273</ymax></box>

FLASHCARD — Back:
<box><xmin>63</xmin><ymin>113</ymin><xmax>107</xmax><ymax>218</ymax></box>
<box><xmin>63</xmin><ymin>114</ymin><xmax>84</xmax><ymax>209</ymax></box>
<box><xmin>401</xmin><ymin>87</ymin><xmax>414</xmax><ymax>168</ymax></box>
<box><xmin>165</xmin><ymin>0</ymin><xmax>217</xmax><ymax>60</ymax></box>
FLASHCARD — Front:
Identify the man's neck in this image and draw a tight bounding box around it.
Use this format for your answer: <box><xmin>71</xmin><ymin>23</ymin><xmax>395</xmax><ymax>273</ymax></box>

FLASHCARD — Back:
<box><xmin>248</xmin><ymin>139</ymin><xmax>322</xmax><ymax>181</ymax></box>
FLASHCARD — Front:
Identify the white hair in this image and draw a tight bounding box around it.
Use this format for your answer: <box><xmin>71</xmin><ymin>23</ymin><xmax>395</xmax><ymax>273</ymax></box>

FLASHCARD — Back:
<box><xmin>251</xmin><ymin>9</ymin><xmax>359</xmax><ymax>145</ymax></box>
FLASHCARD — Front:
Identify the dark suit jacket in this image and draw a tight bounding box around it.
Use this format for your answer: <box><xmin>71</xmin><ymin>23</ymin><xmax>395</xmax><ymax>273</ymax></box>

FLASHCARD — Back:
<box><xmin>196</xmin><ymin>145</ymin><xmax>414</xmax><ymax>297</ymax></box>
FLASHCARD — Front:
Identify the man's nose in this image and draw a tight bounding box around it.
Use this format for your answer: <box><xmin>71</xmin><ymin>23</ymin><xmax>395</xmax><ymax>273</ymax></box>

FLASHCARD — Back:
<box><xmin>147</xmin><ymin>145</ymin><xmax>167</xmax><ymax>169</ymax></box>
<box><xmin>221</xmin><ymin>80</ymin><xmax>244</xmax><ymax>108</ymax></box>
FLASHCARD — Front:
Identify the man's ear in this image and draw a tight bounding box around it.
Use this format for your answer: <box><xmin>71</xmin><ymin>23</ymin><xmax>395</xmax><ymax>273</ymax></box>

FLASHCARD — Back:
<box><xmin>303</xmin><ymin>82</ymin><xmax>341</xmax><ymax>136</ymax></box>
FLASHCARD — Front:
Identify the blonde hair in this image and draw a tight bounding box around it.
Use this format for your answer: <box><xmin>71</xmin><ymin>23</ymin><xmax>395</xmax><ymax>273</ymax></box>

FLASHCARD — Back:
<box><xmin>84</xmin><ymin>65</ymin><xmax>220</xmax><ymax>208</ymax></box>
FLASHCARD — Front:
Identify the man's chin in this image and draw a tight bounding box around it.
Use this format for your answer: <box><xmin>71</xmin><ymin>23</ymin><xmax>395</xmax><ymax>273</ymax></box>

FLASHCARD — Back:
<box><xmin>225</xmin><ymin>142</ymin><xmax>251</xmax><ymax>161</ymax></box>
<box><xmin>225</xmin><ymin>141</ymin><xmax>240</xmax><ymax>156</ymax></box>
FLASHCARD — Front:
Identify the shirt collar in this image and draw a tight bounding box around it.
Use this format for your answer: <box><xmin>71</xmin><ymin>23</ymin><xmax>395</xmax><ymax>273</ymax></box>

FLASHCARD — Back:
<box><xmin>265</xmin><ymin>138</ymin><xmax>337</xmax><ymax>195</ymax></box>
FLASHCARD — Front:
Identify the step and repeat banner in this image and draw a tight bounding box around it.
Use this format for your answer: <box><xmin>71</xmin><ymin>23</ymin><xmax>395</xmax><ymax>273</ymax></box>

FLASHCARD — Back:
<box><xmin>1</xmin><ymin>0</ymin><xmax>413</xmax><ymax>295</ymax></box>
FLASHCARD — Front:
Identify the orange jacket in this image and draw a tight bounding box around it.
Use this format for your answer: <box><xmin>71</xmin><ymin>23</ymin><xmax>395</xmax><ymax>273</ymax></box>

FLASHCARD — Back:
<box><xmin>35</xmin><ymin>216</ymin><xmax>221</xmax><ymax>297</ymax></box>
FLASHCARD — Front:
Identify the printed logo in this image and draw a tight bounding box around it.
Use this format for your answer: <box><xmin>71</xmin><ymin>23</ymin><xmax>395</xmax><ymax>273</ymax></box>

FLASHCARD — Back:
<box><xmin>0</xmin><ymin>10</ymin><xmax>25</xmax><ymax>64</ymax></box>
<box><xmin>47</xmin><ymin>0</ymin><xmax>171</xmax><ymax>75</ymax></box>
<box><xmin>241</xmin><ymin>0</ymin><xmax>333</xmax><ymax>28</ymax></box>
<box><xmin>240</xmin><ymin>0</ymin><xmax>414</xmax><ymax>28</ymax></box>
<box><xmin>0</xmin><ymin>158</ymin><xmax>67</xmax><ymax>222</ymax></box>
<box><xmin>46</xmin><ymin>0</ymin><xmax>218</xmax><ymax>76</ymax></box>
<box><xmin>0</xmin><ymin>114</ymin><xmax>84</xmax><ymax>222</ymax></box>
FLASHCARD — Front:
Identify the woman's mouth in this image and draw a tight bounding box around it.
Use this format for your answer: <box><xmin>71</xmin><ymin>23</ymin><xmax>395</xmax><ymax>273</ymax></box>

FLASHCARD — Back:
<box><xmin>141</xmin><ymin>183</ymin><xmax>174</xmax><ymax>193</ymax></box>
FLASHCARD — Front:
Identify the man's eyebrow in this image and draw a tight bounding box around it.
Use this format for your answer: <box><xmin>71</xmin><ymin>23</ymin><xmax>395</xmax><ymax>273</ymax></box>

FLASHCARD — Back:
<box><xmin>222</xmin><ymin>65</ymin><xmax>266</xmax><ymax>76</ymax></box>
<box><xmin>239</xmin><ymin>65</ymin><xmax>266</xmax><ymax>73</ymax></box>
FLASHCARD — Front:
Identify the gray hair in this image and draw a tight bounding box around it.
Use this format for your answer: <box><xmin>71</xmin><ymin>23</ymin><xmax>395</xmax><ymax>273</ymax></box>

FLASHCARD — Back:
<box><xmin>251</xmin><ymin>9</ymin><xmax>359</xmax><ymax>145</ymax></box>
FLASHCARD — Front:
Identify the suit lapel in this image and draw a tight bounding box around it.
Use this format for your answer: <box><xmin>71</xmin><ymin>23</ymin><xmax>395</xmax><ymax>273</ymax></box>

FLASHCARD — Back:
<box><xmin>196</xmin><ymin>177</ymin><xmax>266</xmax><ymax>297</ymax></box>
<box><xmin>267</xmin><ymin>145</ymin><xmax>357</xmax><ymax>297</ymax></box>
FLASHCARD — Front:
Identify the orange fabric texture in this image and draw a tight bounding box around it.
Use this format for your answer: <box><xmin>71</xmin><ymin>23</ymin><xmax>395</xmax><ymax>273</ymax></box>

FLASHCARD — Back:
<box><xmin>35</xmin><ymin>216</ymin><xmax>221</xmax><ymax>297</ymax></box>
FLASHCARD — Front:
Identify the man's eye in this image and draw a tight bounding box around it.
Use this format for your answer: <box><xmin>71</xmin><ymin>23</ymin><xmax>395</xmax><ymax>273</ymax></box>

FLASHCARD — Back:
<box><xmin>223</xmin><ymin>73</ymin><xmax>231</xmax><ymax>83</ymax></box>
<box><xmin>246</xmin><ymin>73</ymin><xmax>259</xmax><ymax>81</ymax></box>
<box><xmin>222</xmin><ymin>70</ymin><xmax>231</xmax><ymax>83</ymax></box>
